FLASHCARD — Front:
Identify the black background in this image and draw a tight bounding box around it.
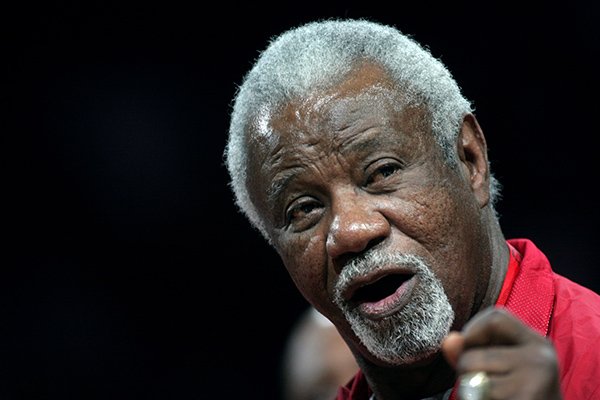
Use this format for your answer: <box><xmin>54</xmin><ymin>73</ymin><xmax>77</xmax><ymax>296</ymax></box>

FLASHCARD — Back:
<box><xmin>4</xmin><ymin>2</ymin><xmax>599</xmax><ymax>399</ymax></box>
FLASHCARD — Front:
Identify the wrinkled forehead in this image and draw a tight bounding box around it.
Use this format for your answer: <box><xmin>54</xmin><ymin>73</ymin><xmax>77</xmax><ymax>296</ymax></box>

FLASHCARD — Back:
<box><xmin>247</xmin><ymin>62</ymin><xmax>418</xmax><ymax>154</ymax></box>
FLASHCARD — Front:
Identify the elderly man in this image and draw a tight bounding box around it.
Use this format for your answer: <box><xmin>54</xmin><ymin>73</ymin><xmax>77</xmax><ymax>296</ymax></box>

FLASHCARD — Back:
<box><xmin>224</xmin><ymin>19</ymin><xmax>600</xmax><ymax>400</ymax></box>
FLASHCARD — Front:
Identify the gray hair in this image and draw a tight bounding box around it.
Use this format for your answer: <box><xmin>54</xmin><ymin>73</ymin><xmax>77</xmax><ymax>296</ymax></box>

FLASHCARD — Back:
<box><xmin>225</xmin><ymin>18</ymin><xmax>501</xmax><ymax>240</ymax></box>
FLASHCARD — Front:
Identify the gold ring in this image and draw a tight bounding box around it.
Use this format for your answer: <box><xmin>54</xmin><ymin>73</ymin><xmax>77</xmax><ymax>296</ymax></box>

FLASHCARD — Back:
<box><xmin>457</xmin><ymin>371</ymin><xmax>490</xmax><ymax>400</ymax></box>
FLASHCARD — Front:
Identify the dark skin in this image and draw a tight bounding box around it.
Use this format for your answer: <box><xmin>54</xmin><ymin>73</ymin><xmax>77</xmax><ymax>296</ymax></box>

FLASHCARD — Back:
<box><xmin>245</xmin><ymin>63</ymin><xmax>561</xmax><ymax>399</ymax></box>
<box><xmin>443</xmin><ymin>308</ymin><xmax>562</xmax><ymax>399</ymax></box>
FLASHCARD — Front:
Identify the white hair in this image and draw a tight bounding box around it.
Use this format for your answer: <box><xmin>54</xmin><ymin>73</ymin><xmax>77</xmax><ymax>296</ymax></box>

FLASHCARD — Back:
<box><xmin>225</xmin><ymin>18</ymin><xmax>501</xmax><ymax>241</ymax></box>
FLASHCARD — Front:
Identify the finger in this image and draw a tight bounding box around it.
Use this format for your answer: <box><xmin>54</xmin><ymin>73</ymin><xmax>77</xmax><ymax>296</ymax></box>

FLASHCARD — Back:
<box><xmin>485</xmin><ymin>369</ymin><xmax>561</xmax><ymax>399</ymax></box>
<box><xmin>485</xmin><ymin>373</ymin><xmax>520</xmax><ymax>399</ymax></box>
<box><xmin>455</xmin><ymin>346</ymin><xmax>520</xmax><ymax>375</ymax></box>
<box><xmin>461</xmin><ymin>307</ymin><xmax>542</xmax><ymax>348</ymax></box>
<box><xmin>441</xmin><ymin>331</ymin><xmax>464</xmax><ymax>368</ymax></box>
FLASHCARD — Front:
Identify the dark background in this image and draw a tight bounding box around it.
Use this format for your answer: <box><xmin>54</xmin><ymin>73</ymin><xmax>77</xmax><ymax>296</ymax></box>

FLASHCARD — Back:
<box><xmin>4</xmin><ymin>2</ymin><xmax>599</xmax><ymax>399</ymax></box>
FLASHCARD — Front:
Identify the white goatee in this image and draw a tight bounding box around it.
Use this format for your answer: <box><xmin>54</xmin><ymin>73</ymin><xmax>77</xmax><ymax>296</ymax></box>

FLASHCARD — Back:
<box><xmin>334</xmin><ymin>249</ymin><xmax>455</xmax><ymax>365</ymax></box>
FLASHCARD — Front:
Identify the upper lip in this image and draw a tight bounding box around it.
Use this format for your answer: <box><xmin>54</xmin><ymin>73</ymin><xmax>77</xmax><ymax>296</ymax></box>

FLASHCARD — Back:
<box><xmin>341</xmin><ymin>266</ymin><xmax>415</xmax><ymax>302</ymax></box>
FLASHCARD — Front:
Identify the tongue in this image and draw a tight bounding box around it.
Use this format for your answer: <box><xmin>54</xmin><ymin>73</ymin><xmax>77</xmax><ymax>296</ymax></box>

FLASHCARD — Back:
<box><xmin>356</xmin><ymin>275</ymin><xmax>416</xmax><ymax>318</ymax></box>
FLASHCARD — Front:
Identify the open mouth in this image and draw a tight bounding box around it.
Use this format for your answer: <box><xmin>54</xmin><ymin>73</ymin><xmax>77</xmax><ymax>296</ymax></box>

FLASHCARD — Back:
<box><xmin>352</xmin><ymin>274</ymin><xmax>412</xmax><ymax>303</ymax></box>
<box><xmin>348</xmin><ymin>273</ymin><xmax>416</xmax><ymax>319</ymax></box>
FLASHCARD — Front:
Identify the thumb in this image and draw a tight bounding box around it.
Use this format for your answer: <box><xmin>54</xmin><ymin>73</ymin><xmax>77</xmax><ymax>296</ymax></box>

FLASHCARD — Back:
<box><xmin>441</xmin><ymin>331</ymin><xmax>464</xmax><ymax>369</ymax></box>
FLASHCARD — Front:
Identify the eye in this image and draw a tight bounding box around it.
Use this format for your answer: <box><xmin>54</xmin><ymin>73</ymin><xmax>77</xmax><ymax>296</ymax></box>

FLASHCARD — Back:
<box><xmin>365</xmin><ymin>159</ymin><xmax>403</xmax><ymax>186</ymax></box>
<box><xmin>285</xmin><ymin>197</ymin><xmax>323</xmax><ymax>231</ymax></box>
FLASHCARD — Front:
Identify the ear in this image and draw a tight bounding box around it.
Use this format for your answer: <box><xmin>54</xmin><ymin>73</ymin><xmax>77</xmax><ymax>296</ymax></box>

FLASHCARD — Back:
<box><xmin>456</xmin><ymin>113</ymin><xmax>490</xmax><ymax>208</ymax></box>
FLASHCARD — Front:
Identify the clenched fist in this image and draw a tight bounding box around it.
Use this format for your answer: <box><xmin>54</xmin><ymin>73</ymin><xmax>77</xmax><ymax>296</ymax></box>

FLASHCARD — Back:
<box><xmin>442</xmin><ymin>307</ymin><xmax>563</xmax><ymax>400</ymax></box>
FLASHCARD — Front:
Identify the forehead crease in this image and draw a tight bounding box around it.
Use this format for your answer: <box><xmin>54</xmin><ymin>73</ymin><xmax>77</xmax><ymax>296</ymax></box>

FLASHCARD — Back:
<box><xmin>264</xmin><ymin>126</ymin><xmax>393</xmax><ymax>204</ymax></box>
<box><xmin>266</xmin><ymin>145</ymin><xmax>346</xmax><ymax>205</ymax></box>
<box><xmin>267</xmin><ymin>167</ymin><xmax>301</xmax><ymax>202</ymax></box>
<box><xmin>264</xmin><ymin>143</ymin><xmax>321</xmax><ymax>202</ymax></box>
<box><xmin>340</xmin><ymin>133</ymin><xmax>387</xmax><ymax>155</ymax></box>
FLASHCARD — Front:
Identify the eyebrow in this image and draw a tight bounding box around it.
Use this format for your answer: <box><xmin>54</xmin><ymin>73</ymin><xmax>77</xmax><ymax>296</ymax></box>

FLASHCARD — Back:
<box><xmin>267</xmin><ymin>168</ymin><xmax>301</xmax><ymax>205</ymax></box>
<box><xmin>265</xmin><ymin>133</ymin><xmax>391</xmax><ymax>203</ymax></box>
<box><xmin>340</xmin><ymin>133</ymin><xmax>385</xmax><ymax>154</ymax></box>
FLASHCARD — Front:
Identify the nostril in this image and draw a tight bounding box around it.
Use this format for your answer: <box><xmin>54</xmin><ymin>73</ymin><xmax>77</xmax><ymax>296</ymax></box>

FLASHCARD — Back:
<box><xmin>366</xmin><ymin>237</ymin><xmax>385</xmax><ymax>251</ymax></box>
<box><xmin>332</xmin><ymin>253</ymin><xmax>356</xmax><ymax>273</ymax></box>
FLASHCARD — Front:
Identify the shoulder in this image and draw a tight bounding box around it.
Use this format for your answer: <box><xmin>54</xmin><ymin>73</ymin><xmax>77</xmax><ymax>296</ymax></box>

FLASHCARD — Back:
<box><xmin>549</xmin><ymin>273</ymin><xmax>600</xmax><ymax>399</ymax></box>
<box><xmin>551</xmin><ymin>272</ymin><xmax>600</xmax><ymax>331</ymax></box>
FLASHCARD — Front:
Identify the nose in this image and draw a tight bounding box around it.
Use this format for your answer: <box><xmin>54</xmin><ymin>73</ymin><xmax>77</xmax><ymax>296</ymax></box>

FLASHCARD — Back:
<box><xmin>326</xmin><ymin>192</ymin><xmax>390</xmax><ymax>272</ymax></box>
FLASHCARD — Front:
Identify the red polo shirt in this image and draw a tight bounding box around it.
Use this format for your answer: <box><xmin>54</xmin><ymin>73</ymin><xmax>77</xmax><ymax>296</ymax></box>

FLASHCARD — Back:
<box><xmin>336</xmin><ymin>239</ymin><xmax>600</xmax><ymax>400</ymax></box>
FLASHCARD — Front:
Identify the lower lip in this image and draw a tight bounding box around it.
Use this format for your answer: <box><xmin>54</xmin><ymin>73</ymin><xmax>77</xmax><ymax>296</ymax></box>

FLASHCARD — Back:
<box><xmin>357</xmin><ymin>276</ymin><xmax>417</xmax><ymax>320</ymax></box>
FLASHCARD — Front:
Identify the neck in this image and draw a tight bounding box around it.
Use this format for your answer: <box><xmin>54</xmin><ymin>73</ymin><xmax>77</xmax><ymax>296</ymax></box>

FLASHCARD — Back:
<box><xmin>358</xmin><ymin>352</ymin><xmax>455</xmax><ymax>400</ymax></box>
<box><xmin>479</xmin><ymin>214</ymin><xmax>509</xmax><ymax>311</ymax></box>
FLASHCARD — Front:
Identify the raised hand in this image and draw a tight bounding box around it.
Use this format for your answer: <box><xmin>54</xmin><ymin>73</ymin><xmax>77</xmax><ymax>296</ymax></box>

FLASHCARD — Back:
<box><xmin>442</xmin><ymin>307</ymin><xmax>562</xmax><ymax>400</ymax></box>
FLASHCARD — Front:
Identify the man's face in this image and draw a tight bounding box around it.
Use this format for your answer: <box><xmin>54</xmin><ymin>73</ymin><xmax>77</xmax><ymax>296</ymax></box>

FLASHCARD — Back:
<box><xmin>246</xmin><ymin>65</ymin><xmax>490</xmax><ymax>367</ymax></box>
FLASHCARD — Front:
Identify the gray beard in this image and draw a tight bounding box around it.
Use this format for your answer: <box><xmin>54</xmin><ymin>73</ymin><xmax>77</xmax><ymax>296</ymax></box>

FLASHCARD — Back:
<box><xmin>334</xmin><ymin>250</ymin><xmax>454</xmax><ymax>365</ymax></box>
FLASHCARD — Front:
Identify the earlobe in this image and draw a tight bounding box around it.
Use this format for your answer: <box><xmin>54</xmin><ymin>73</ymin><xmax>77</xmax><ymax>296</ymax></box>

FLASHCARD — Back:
<box><xmin>457</xmin><ymin>114</ymin><xmax>490</xmax><ymax>208</ymax></box>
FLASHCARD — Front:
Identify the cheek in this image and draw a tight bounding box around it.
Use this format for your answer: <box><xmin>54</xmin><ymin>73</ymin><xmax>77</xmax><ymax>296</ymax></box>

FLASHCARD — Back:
<box><xmin>406</xmin><ymin>185</ymin><xmax>484</xmax><ymax>322</ymax></box>
<box><xmin>394</xmin><ymin>186</ymin><xmax>465</xmax><ymax>250</ymax></box>
<box><xmin>278</xmin><ymin>232</ymin><xmax>329</xmax><ymax>305</ymax></box>
<box><xmin>390</xmin><ymin>182</ymin><xmax>481</xmax><ymax>279</ymax></box>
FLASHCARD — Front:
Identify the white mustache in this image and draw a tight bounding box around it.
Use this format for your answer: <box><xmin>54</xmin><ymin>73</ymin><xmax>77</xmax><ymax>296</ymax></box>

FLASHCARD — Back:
<box><xmin>334</xmin><ymin>248</ymin><xmax>430</xmax><ymax>305</ymax></box>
